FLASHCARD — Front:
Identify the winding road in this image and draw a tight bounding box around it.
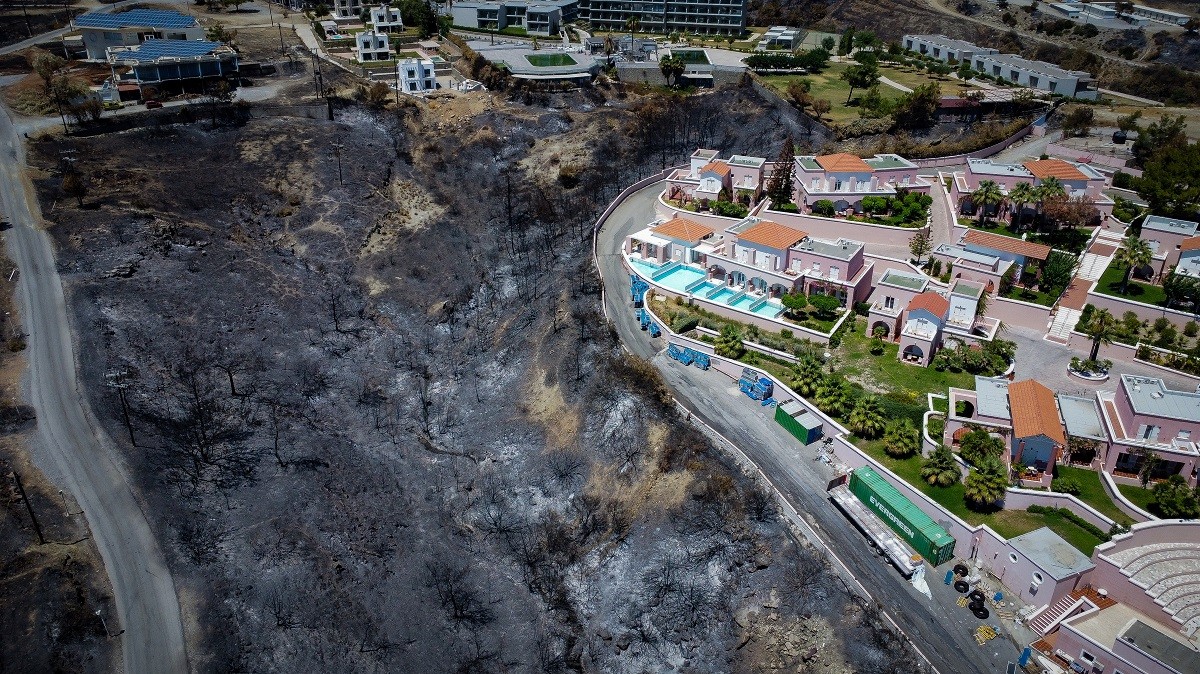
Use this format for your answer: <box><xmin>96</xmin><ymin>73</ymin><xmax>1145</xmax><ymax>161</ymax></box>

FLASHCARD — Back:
<box><xmin>0</xmin><ymin>105</ymin><xmax>188</xmax><ymax>673</ymax></box>
<box><xmin>597</xmin><ymin>181</ymin><xmax>1020</xmax><ymax>674</ymax></box>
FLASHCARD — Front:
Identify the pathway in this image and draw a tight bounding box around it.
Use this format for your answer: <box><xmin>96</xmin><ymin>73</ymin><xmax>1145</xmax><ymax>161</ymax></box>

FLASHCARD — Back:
<box><xmin>1046</xmin><ymin>233</ymin><xmax>1121</xmax><ymax>343</ymax></box>
<box><xmin>877</xmin><ymin>75</ymin><xmax>913</xmax><ymax>94</ymax></box>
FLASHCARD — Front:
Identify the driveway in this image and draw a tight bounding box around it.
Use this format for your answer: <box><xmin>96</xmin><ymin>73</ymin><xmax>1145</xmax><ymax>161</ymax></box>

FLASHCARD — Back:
<box><xmin>1007</xmin><ymin>325</ymin><xmax>1199</xmax><ymax>393</ymax></box>
<box><xmin>596</xmin><ymin>181</ymin><xmax>1018</xmax><ymax>674</ymax></box>
<box><xmin>0</xmin><ymin>104</ymin><xmax>188</xmax><ymax>673</ymax></box>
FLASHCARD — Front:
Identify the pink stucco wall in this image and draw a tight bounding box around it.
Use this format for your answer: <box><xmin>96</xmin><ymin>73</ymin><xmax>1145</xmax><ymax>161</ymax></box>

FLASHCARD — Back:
<box><xmin>1088</xmin><ymin>521</ymin><xmax>1200</xmax><ymax>629</ymax></box>
<box><xmin>760</xmin><ymin>208</ymin><xmax>927</xmax><ymax>251</ymax></box>
<box><xmin>988</xmin><ymin>296</ymin><xmax>1053</xmax><ymax>331</ymax></box>
<box><xmin>1085</xmin><ymin>287</ymin><xmax>1200</xmax><ymax>333</ymax></box>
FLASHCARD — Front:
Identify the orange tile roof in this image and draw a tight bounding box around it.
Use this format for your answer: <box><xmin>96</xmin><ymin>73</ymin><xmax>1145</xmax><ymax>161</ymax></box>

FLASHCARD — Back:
<box><xmin>650</xmin><ymin>217</ymin><xmax>714</xmax><ymax>244</ymax></box>
<box><xmin>736</xmin><ymin>220</ymin><xmax>807</xmax><ymax>250</ymax></box>
<box><xmin>1008</xmin><ymin>380</ymin><xmax>1066</xmax><ymax>445</ymax></box>
<box><xmin>1023</xmin><ymin>159</ymin><xmax>1088</xmax><ymax>182</ymax></box>
<box><xmin>963</xmin><ymin>229</ymin><xmax>1052</xmax><ymax>261</ymax></box>
<box><xmin>700</xmin><ymin>160</ymin><xmax>731</xmax><ymax>177</ymax></box>
<box><xmin>815</xmin><ymin>153</ymin><xmax>873</xmax><ymax>173</ymax></box>
<box><xmin>907</xmin><ymin>291</ymin><xmax>949</xmax><ymax>318</ymax></box>
<box><xmin>1181</xmin><ymin>236</ymin><xmax>1200</xmax><ymax>252</ymax></box>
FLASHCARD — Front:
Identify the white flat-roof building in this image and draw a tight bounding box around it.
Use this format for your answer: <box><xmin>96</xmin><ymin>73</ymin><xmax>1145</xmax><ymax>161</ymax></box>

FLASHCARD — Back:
<box><xmin>370</xmin><ymin>4</ymin><xmax>404</xmax><ymax>32</ymax></box>
<box><xmin>356</xmin><ymin>30</ymin><xmax>392</xmax><ymax>62</ymax></box>
<box><xmin>397</xmin><ymin>57</ymin><xmax>436</xmax><ymax>94</ymax></box>
<box><xmin>1128</xmin><ymin>3</ymin><xmax>1191</xmax><ymax>25</ymax></box>
<box><xmin>334</xmin><ymin>0</ymin><xmax>364</xmax><ymax>20</ymax></box>
<box><xmin>760</xmin><ymin>26</ymin><xmax>801</xmax><ymax>51</ymax></box>
<box><xmin>903</xmin><ymin>34</ymin><xmax>1097</xmax><ymax>99</ymax></box>
<box><xmin>74</xmin><ymin>9</ymin><xmax>204</xmax><ymax>61</ymax></box>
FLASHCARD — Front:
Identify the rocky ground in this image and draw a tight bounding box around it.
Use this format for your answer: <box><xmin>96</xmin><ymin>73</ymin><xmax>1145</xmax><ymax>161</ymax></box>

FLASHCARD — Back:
<box><xmin>19</xmin><ymin>78</ymin><xmax>928</xmax><ymax>672</ymax></box>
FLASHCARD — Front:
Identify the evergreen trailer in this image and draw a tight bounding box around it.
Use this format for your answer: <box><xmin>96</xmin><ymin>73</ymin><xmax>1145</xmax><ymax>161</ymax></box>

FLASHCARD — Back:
<box><xmin>847</xmin><ymin>466</ymin><xmax>956</xmax><ymax>566</ymax></box>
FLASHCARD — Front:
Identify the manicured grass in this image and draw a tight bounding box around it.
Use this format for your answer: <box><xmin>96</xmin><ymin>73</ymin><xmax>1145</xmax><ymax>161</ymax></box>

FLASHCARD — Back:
<box><xmin>875</xmin><ymin>64</ymin><xmax>961</xmax><ymax>92</ymax></box>
<box><xmin>395</xmin><ymin>50</ymin><xmax>420</xmax><ymax>59</ymax></box>
<box><xmin>525</xmin><ymin>52</ymin><xmax>577</xmax><ymax>67</ymax></box>
<box><xmin>1118</xmin><ymin>483</ymin><xmax>1156</xmax><ymax>513</ymax></box>
<box><xmin>1053</xmin><ymin>465</ymin><xmax>1134</xmax><ymax>526</ymax></box>
<box><xmin>837</xmin><ymin>329</ymin><xmax>976</xmax><ymax>403</ymax></box>
<box><xmin>931</xmin><ymin>397</ymin><xmax>949</xmax><ymax>414</ymax></box>
<box><xmin>760</xmin><ymin>63</ymin><xmax>905</xmax><ymax>124</ymax></box>
<box><xmin>1095</xmin><ymin>259</ymin><xmax>1168</xmax><ymax>307</ymax></box>
<box><xmin>857</xmin><ymin>441</ymin><xmax>1104</xmax><ymax>554</ymax></box>
<box><xmin>1000</xmin><ymin>285</ymin><xmax>1058</xmax><ymax>307</ymax></box>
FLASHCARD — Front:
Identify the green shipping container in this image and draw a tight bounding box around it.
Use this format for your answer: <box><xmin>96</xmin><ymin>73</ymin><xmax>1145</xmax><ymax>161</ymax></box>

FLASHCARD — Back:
<box><xmin>848</xmin><ymin>466</ymin><xmax>956</xmax><ymax>566</ymax></box>
<box><xmin>774</xmin><ymin>400</ymin><xmax>823</xmax><ymax>445</ymax></box>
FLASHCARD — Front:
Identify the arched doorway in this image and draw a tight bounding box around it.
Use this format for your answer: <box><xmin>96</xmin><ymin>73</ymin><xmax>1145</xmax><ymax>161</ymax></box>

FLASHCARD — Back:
<box><xmin>871</xmin><ymin>321</ymin><xmax>891</xmax><ymax>339</ymax></box>
<box><xmin>730</xmin><ymin>271</ymin><xmax>746</xmax><ymax>288</ymax></box>
<box><xmin>749</xmin><ymin>277</ymin><xmax>767</xmax><ymax>294</ymax></box>
<box><xmin>902</xmin><ymin>344</ymin><xmax>924</xmax><ymax>363</ymax></box>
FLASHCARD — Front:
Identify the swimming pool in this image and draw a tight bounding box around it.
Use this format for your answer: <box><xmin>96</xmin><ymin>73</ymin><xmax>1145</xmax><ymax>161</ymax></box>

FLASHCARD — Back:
<box><xmin>653</xmin><ymin>265</ymin><xmax>707</xmax><ymax>293</ymax></box>
<box><xmin>628</xmin><ymin>257</ymin><xmax>661</xmax><ymax>278</ymax></box>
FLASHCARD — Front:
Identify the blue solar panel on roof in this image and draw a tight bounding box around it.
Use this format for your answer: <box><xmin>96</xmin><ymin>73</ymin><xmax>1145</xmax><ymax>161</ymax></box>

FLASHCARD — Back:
<box><xmin>116</xmin><ymin>39</ymin><xmax>221</xmax><ymax>62</ymax></box>
<box><xmin>75</xmin><ymin>9</ymin><xmax>198</xmax><ymax>30</ymax></box>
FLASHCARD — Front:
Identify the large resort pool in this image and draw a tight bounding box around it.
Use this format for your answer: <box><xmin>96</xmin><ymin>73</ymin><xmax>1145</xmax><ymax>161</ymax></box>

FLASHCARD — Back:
<box><xmin>627</xmin><ymin>256</ymin><xmax>786</xmax><ymax>320</ymax></box>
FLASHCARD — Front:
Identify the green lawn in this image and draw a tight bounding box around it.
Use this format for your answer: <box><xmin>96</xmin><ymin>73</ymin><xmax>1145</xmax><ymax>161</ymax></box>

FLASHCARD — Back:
<box><xmin>857</xmin><ymin>441</ymin><xmax>1105</xmax><ymax>554</ymax></box>
<box><xmin>525</xmin><ymin>52</ymin><xmax>577</xmax><ymax>67</ymax></box>
<box><xmin>960</xmin><ymin>219</ymin><xmax>1092</xmax><ymax>254</ymax></box>
<box><xmin>1000</xmin><ymin>285</ymin><xmax>1058</xmax><ymax>307</ymax></box>
<box><xmin>837</xmin><ymin>329</ymin><xmax>975</xmax><ymax>403</ymax></box>
<box><xmin>1095</xmin><ymin>259</ymin><xmax>1168</xmax><ymax>307</ymax></box>
<box><xmin>760</xmin><ymin>63</ymin><xmax>905</xmax><ymax>124</ymax></box>
<box><xmin>1118</xmin><ymin>483</ymin><xmax>1156</xmax><ymax>513</ymax></box>
<box><xmin>1053</xmin><ymin>465</ymin><xmax>1134</xmax><ymax>526</ymax></box>
<box><xmin>875</xmin><ymin>64</ymin><xmax>961</xmax><ymax>92</ymax></box>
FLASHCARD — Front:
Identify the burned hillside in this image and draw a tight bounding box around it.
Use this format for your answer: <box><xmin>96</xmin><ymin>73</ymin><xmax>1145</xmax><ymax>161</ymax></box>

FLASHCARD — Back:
<box><xmin>26</xmin><ymin>83</ymin><xmax>925</xmax><ymax>672</ymax></box>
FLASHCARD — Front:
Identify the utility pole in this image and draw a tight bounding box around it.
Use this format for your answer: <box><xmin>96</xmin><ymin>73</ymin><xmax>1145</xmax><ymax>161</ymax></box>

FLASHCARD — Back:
<box><xmin>105</xmin><ymin>370</ymin><xmax>136</xmax><ymax>447</ymax></box>
<box><xmin>12</xmin><ymin>472</ymin><xmax>46</xmax><ymax>545</ymax></box>
<box><xmin>332</xmin><ymin>141</ymin><xmax>344</xmax><ymax>184</ymax></box>
<box><xmin>278</xmin><ymin>24</ymin><xmax>286</xmax><ymax>54</ymax></box>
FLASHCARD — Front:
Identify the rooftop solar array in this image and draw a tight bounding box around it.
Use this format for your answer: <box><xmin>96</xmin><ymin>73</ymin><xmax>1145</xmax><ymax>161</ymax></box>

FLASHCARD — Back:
<box><xmin>115</xmin><ymin>39</ymin><xmax>222</xmax><ymax>63</ymax></box>
<box><xmin>75</xmin><ymin>9</ymin><xmax>198</xmax><ymax>30</ymax></box>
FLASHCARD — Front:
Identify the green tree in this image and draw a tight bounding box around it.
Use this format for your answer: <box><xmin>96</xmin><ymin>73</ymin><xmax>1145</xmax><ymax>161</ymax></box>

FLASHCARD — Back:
<box><xmin>1007</xmin><ymin>182</ymin><xmax>1036</xmax><ymax>231</ymax></box>
<box><xmin>1033</xmin><ymin>176</ymin><xmax>1066</xmax><ymax>226</ymax></box>
<box><xmin>837</xmin><ymin>27</ymin><xmax>855</xmax><ymax>56</ymax></box>
<box><xmin>1134</xmin><ymin>141</ymin><xmax>1200</xmax><ymax>219</ymax></box>
<box><xmin>1082</xmin><ymin>306</ymin><xmax>1117</xmax><ymax>361</ymax></box>
<box><xmin>892</xmin><ymin>82</ymin><xmax>941</xmax><ymax>130</ymax></box>
<box><xmin>841</xmin><ymin>63</ymin><xmax>879</xmax><ymax>104</ymax></box>
<box><xmin>848</xmin><ymin>395</ymin><xmax>887</xmax><ymax>439</ymax></box>
<box><xmin>821</xmin><ymin>36</ymin><xmax>836</xmax><ymax>52</ymax></box>
<box><xmin>1114</xmin><ymin>235</ymin><xmax>1153</xmax><ymax>294</ymax></box>
<box><xmin>205</xmin><ymin>21</ymin><xmax>237</xmax><ymax>43</ymax></box>
<box><xmin>1163</xmin><ymin>271</ymin><xmax>1200</xmax><ymax>309</ymax></box>
<box><xmin>714</xmin><ymin>324</ymin><xmax>745</xmax><ymax>359</ymax></box>
<box><xmin>1138</xmin><ymin>447</ymin><xmax>1161</xmax><ymax>488</ymax></box>
<box><xmin>765</xmin><ymin>136</ymin><xmax>795</xmax><ymax>206</ymax></box>
<box><xmin>909</xmin><ymin>228</ymin><xmax>932</xmax><ymax>264</ymax></box>
<box><xmin>811</xmin><ymin>99</ymin><xmax>831</xmax><ymax>122</ymax></box>
<box><xmin>921</xmin><ymin>444</ymin><xmax>962</xmax><ymax>487</ymax></box>
<box><xmin>1061</xmin><ymin>105</ymin><xmax>1094</xmax><ymax>137</ymax></box>
<box><xmin>781</xmin><ymin>291</ymin><xmax>808</xmax><ymax>317</ymax></box>
<box><xmin>790</xmin><ymin>354</ymin><xmax>825</xmax><ymax>397</ymax></box>
<box><xmin>958</xmin><ymin>428</ymin><xmax>1004</xmax><ymax>466</ymax></box>
<box><xmin>1131</xmin><ymin>113</ymin><xmax>1186</xmax><ymax>168</ymax></box>
<box><xmin>808</xmin><ymin>294</ymin><xmax>841</xmax><ymax>319</ymax></box>
<box><xmin>811</xmin><ymin>199</ymin><xmax>835</xmax><ymax>216</ymax></box>
<box><xmin>658</xmin><ymin>54</ymin><xmax>685</xmax><ymax>86</ymax></box>
<box><xmin>964</xmin><ymin>455</ymin><xmax>1008</xmax><ymax>509</ymax></box>
<box><xmin>1150</xmin><ymin>474</ymin><xmax>1200</xmax><ymax>518</ymax></box>
<box><xmin>815</xmin><ymin>378</ymin><xmax>851</xmax><ymax>417</ymax></box>
<box><xmin>1117</xmin><ymin>109</ymin><xmax>1142</xmax><ymax>133</ymax></box>
<box><xmin>882</xmin><ymin>418</ymin><xmax>920</xmax><ymax>458</ymax></box>
<box><xmin>1040</xmin><ymin>251</ymin><xmax>1077</xmax><ymax>297</ymax></box>
<box><xmin>971</xmin><ymin>179</ymin><xmax>1004</xmax><ymax>226</ymax></box>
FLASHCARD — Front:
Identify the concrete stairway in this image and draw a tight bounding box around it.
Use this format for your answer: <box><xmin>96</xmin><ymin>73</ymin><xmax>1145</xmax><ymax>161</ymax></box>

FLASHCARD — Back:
<box><xmin>1047</xmin><ymin>307</ymin><xmax>1083</xmax><ymax>342</ymax></box>
<box><xmin>1077</xmin><ymin>253</ymin><xmax>1109</xmax><ymax>282</ymax></box>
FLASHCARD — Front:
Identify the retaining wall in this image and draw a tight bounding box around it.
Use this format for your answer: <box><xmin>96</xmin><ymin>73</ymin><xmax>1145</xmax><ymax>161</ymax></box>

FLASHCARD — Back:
<box><xmin>988</xmin><ymin>296</ymin><xmax>1053</xmax><ymax>332</ymax></box>
<box><xmin>1044</xmin><ymin>142</ymin><xmax>1132</xmax><ymax>171</ymax></box>
<box><xmin>1084</xmin><ymin>288</ymin><xmax>1200</xmax><ymax>332</ymax></box>
<box><xmin>1002</xmin><ymin>488</ymin><xmax>1115</xmax><ymax>531</ymax></box>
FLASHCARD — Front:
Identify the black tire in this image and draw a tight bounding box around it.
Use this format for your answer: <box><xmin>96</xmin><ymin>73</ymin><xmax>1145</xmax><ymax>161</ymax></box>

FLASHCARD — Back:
<box><xmin>954</xmin><ymin>580</ymin><xmax>969</xmax><ymax>593</ymax></box>
<box><xmin>953</xmin><ymin>564</ymin><xmax>969</xmax><ymax>576</ymax></box>
<box><xmin>969</xmin><ymin>590</ymin><xmax>986</xmax><ymax>602</ymax></box>
<box><xmin>973</xmin><ymin>606</ymin><xmax>990</xmax><ymax>620</ymax></box>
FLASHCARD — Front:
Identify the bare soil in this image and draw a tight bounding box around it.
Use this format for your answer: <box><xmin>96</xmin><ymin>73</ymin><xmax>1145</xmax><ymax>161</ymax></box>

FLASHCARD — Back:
<box><xmin>23</xmin><ymin>83</ymin><xmax>927</xmax><ymax>672</ymax></box>
<box><xmin>0</xmin><ymin>5</ymin><xmax>81</xmax><ymax>49</ymax></box>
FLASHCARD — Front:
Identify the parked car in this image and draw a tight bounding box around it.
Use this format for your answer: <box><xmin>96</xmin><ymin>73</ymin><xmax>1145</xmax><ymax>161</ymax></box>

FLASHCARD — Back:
<box><xmin>144</xmin><ymin>100</ymin><xmax>162</xmax><ymax>109</ymax></box>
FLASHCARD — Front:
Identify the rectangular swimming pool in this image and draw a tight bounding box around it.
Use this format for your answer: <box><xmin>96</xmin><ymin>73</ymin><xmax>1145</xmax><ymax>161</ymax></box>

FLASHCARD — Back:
<box><xmin>654</xmin><ymin>265</ymin><xmax>706</xmax><ymax>293</ymax></box>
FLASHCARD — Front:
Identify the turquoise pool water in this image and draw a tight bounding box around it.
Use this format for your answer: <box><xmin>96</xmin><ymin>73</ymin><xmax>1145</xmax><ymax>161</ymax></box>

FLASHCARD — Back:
<box><xmin>690</xmin><ymin>280</ymin><xmax>719</xmax><ymax>296</ymax></box>
<box><xmin>628</xmin><ymin>257</ymin><xmax>660</xmax><ymax>277</ymax></box>
<box><xmin>654</xmin><ymin>265</ymin><xmax>706</xmax><ymax>293</ymax></box>
<box><xmin>750</xmin><ymin>301</ymin><xmax>784</xmax><ymax>318</ymax></box>
<box><xmin>729</xmin><ymin>295</ymin><xmax>757</xmax><ymax>310</ymax></box>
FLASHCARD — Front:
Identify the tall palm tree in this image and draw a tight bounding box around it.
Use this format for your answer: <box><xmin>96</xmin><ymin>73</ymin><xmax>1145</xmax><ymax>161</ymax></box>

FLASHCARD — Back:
<box><xmin>1082</xmin><ymin>307</ymin><xmax>1119</xmax><ymax>361</ymax></box>
<box><xmin>815</xmin><ymin>378</ymin><xmax>851</xmax><ymax>417</ymax></box>
<box><xmin>1114</xmin><ymin>235</ymin><xmax>1154</xmax><ymax>294</ymax></box>
<box><xmin>1033</xmin><ymin>176</ymin><xmax>1066</xmax><ymax>228</ymax></box>
<box><xmin>791</xmin><ymin>354</ymin><xmax>825</xmax><ymax>397</ymax></box>
<box><xmin>882</xmin><ymin>418</ymin><xmax>920</xmax><ymax>458</ymax></box>
<box><xmin>964</xmin><ymin>454</ymin><xmax>1008</xmax><ymax>509</ymax></box>
<box><xmin>971</xmin><ymin>180</ymin><xmax>1004</xmax><ymax>227</ymax></box>
<box><xmin>921</xmin><ymin>444</ymin><xmax>962</xmax><ymax>487</ymax></box>
<box><xmin>1007</xmin><ymin>182</ymin><xmax>1036</xmax><ymax>232</ymax></box>
<box><xmin>848</xmin><ymin>395</ymin><xmax>887</xmax><ymax>439</ymax></box>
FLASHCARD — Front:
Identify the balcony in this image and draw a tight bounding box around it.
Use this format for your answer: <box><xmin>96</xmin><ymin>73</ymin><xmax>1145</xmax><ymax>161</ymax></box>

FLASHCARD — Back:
<box><xmin>870</xmin><ymin>302</ymin><xmax>902</xmax><ymax>318</ymax></box>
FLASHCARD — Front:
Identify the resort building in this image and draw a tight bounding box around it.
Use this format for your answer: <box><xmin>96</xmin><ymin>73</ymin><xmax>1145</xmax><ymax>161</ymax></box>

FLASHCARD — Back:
<box><xmin>869</xmin><ymin>277</ymin><xmax>999</xmax><ymax>367</ymax></box>
<box><xmin>334</xmin><ymin>0</ymin><xmax>365</xmax><ymax>21</ymax></box>
<box><xmin>356</xmin><ymin>30</ymin><xmax>393</xmax><ymax>62</ymax></box>
<box><xmin>950</xmin><ymin>157</ymin><xmax>1114</xmax><ymax>223</ymax></box>
<box><xmin>1174</xmin><ymin>237</ymin><xmax>1200</xmax><ymax>279</ymax></box>
<box><xmin>1029</xmin><ymin>521</ymin><xmax>1200</xmax><ymax>674</ymax></box>
<box><xmin>898</xmin><ymin>290</ymin><xmax>951</xmax><ymax>366</ymax></box>
<box><xmin>74</xmin><ymin>9</ymin><xmax>205</xmax><ymax>61</ymax></box>
<box><xmin>903</xmin><ymin>34</ymin><xmax>1097</xmax><ymax>99</ymax></box>
<box><xmin>759</xmin><ymin>26</ymin><xmax>800</xmax><ymax>50</ymax></box>
<box><xmin>1097</xmin><ymin>375</ymin><xmax>1200</xmax><ymax>488</ymax></box>
<box><xmin>370</xmin><ymin>4</ymin><xmax>405</xmax><ymax>32</ymax></box>
<box><xmin>106</xmin><ymin>40</ymin><xmax>239</xmax><ymax>98</ymax></box>
<box><xmin>1008</xmin><ymin>380</ymin><xmax>1067</xmax><ymax>474</ymax></box>
<box><xmin>866</xmin><ymin>269</ymin><xmax>929</xmax><ymax>340</ymax></box>
<box><xmin>1126</xmin><ymin>3</ymin><xmax>1192</xmax><ymax>26</ymax></box>
<box><xmin>397</xmin><ymin>57</ymin><xmax>437</xmax><ymax>94</ymax></box>
<box><xmin>576</xmin><ymin>0</ymin><xmax>747</xmax><ymax>36</ymax></box>
<box><xmin>1141</xmin><ymin>216</ymin><xmax>1200</xmax><ymax>277</ymax></box>
<box><xmin>449</xmin><ymin>0</ymin><xmax>577</xmax><ymax>36</ymax></box>
<box><xmin>792</xmin><ymin>153</ymin><xmax>933</xmax><ymax>215</ymax></box>
<box><xmin>666</xmin><ymin>149</ymin><xmax>768</xmax><ymax>205</ymax></box>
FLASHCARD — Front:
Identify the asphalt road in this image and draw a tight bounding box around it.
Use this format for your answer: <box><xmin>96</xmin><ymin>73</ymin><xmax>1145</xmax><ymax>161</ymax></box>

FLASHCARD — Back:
<box><xmin>0</xmin><ymin>105</ymin><xmax>188</xmax><ymax>672</ymax></box>
<box><xmin>596</xmin><ymin>181</ymin><xmax>1018</xmax><ymax>674</ymax></box>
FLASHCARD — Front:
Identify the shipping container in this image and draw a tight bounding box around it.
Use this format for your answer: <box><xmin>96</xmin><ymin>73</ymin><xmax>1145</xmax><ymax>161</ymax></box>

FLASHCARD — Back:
<box><xmin>848</xmin><ymin>466</ymin><xmax>956</xmax><ymax>566</ymax></box>
<box><xmin>774</xmin><ymin>400</ymin><xmax>823</xmax><ymax>445</ymax></box>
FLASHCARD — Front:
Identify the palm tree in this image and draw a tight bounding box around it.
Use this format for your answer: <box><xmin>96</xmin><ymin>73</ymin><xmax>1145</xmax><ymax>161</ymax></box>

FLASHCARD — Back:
<box><xmin>882</xmin><ymin>418</ymin><xmax>920</xmax><ymax>458</ymax></box>
<box><xmin>1082</xmin><ymin>307</ymin><xmax>1119</xmax><ymax>361</ymax></box>
<box><xmin>964</xmin><ymin>455</ymin><xmax>1008</xmax><ymax>509</ymax></box>
<box><xmin>1033</xmin><ymin>177</ymin><xmax>1065</xmax><ymax>228</ymax></box>
<box><xmin>971</xmin><ymin>180</ymin><xmax>1004</xmax><ymax>227</ymax></box>
<box><xmin>1007</xmin><ymin>182</ymin><xmax>1035</xmax><ymax>232</ymax></box>
<box><xmin>1114</xmin><ymin>235</ymin><xmax>1153</xmax><ymax>294</ymax></box>
<box><xmin>625</xmin><ymin>14</ymin><xmax>641</xmax><ymax>44</ymax></box>
<box><xmin>921</xmin><ymin>444</ymin><xmax>962</xmax><ymax>487</ymax></box>
<box><xmin>815</xmin><ymin>379</ymin><xmax>851</xmax><ymax>417</ymax></box>
<box><xmin>1137</xmin><ymin>447</ymin><xmax>1162</xmax><ymax>488</ymax></box>
<box><xmin>791</xmin><ymin>354</ymin><xmax>825</xmax><ymax>397</ymax></box>
<box><xmin>714</xmin><ymin>324</ymin><xmax>745</xmax><ymax>359</ymax></box>
<box><xmin>848</xmin><ymin>395</ymin><xmax>887</xmax><ymax>439</ymax></box>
